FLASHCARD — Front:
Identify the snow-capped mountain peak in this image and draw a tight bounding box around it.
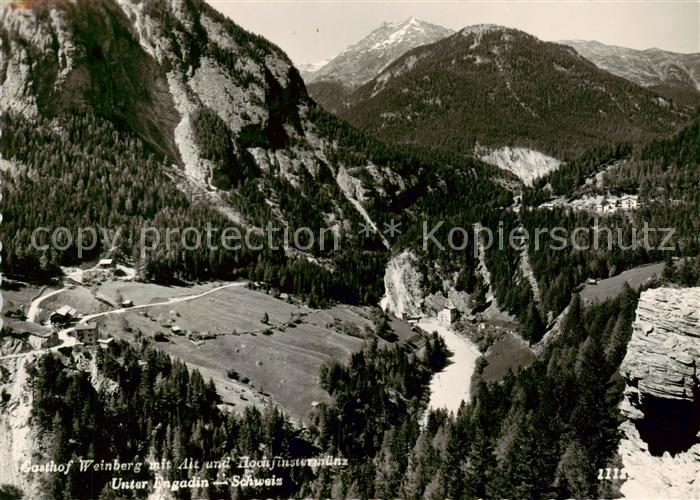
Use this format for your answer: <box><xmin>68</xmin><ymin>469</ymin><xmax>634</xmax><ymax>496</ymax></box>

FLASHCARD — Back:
<box><xmin>297</xmin><ymin>59</ymin><xmax>330</xmax><ymax>79</ymax></box>
<box><xmin>305</xmin><ymin>18</ymin><xmax>453</xmax><ymax>87</ymax></box>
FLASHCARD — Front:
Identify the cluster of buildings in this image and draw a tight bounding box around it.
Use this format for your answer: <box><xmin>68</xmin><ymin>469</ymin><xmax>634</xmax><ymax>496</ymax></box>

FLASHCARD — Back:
<box><xmin>142</xmin><ymin>309</ymin><xmax>213</xmax><ymax>342</ymax></box>
<box><xmin>540</xmin><ymin>193</ymin><xmax>639</xmax><ymax>214</ymax></box>
<box><xmin>50</xmin><ymin>304</ymin><xmax>113</xmax><ymax>348</ymax></box>
<box><xmin>398</xmin><ymin>303</ymin><xmax>460</xmax><ymax>327</ymax></box>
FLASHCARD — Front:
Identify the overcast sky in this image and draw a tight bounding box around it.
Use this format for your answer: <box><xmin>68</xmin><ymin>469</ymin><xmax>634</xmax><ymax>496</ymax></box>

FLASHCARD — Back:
<box><xmin>205</xmin><ymin>1</ymin><xmax>699</xmax><ymax>64</ymax></box>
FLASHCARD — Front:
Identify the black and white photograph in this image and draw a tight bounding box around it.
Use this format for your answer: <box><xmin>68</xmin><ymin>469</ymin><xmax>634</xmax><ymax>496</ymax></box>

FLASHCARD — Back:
<box><xmin>0</xmin><ymin>0</ymin><xmax>698</xmax><ymax>498</ymax></box>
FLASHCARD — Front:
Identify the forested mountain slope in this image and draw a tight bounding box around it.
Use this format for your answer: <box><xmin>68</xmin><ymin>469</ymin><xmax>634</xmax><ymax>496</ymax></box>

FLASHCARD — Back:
<box><xmin>337</xmin><ymin>25</ymin><xmax>689</xmax><ymax>161</ymax></box>
<box><xmin>562</xmin><ymin>40</ymin><xmax>700</xmax><ymax>106</ymax></box>
<box><xmin>517</xmin><ymin>115</ymin><xmax>700</xmax><ymax>325</ymax></box>
<box><xmin>0</xmin><ymin>0</ymin><xmax>509</xmax><ymax>305</ymax></box>
<box><xmin>305</xmin><ymin>18</ymin><xmax>453</xmax><ymax>112</ymax></box>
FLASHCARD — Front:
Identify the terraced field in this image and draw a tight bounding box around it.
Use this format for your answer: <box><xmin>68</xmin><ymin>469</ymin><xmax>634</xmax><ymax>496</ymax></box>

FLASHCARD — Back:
<box><xmin>3</xmin><ymin>278</ymin><xmax>414</xmax><ymax>422</ymax></box>
<box><xmin>97</xmin><ymin>285</ymin><xmax>395</xmax><ymax>422</ymax></box>
<box><xmin>96</xmin><ymin>281</ymin><xmax>219</xmax><ymax>306</ymax></box>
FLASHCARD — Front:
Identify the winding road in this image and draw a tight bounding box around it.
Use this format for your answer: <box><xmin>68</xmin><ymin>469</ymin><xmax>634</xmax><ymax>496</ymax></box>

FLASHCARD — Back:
<box><xmin>26</xmin><ymin>287</ymin><xmax>69</xmax><ymax>323</ymax></box>
<box><xmin>0</xmin><ymin>282</ymin><xmax>247</xmax><ymax>361</ymax></box>
<box><xmin>78</xmin><ymin>281</ymin><xmax>247</xmax><ymax>324</ymax></box>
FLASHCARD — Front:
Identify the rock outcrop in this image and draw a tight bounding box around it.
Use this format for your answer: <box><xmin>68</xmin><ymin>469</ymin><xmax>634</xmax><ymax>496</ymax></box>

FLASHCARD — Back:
<box><xmin>0</xmin><ymin>349</ymin><xmax>122</xmax><ymax>498</ymax></box>
<box><xmin>0</xmin><ymin>355</ymin><xmax>45</xmax><ymax>499</ymax></box>
<box><xmin>618</xmin><ymin>420</ymin><xmax>700</xmax><ymax>500</ymax></box>
<box><xmin>476</xmin><ymin>146</ymin><xmax>562</xmax><ymax>186</ymax></box>
<box><xmin>617</xmin><ymin>286</ymin><xmax>700</xmax><ymax>499</ymax></box>
<box><xmin>380</xmin><ymin>250</ymin><xmax>476</xmax><ymax>319</ymax></box>
<box><xmin>621</xmin><ymin>287</ymin><xmax>700</xmax><ymax>402</ymax></box>
<box><xmin>380</xmin><ymin>250</ymin><xmax>425</xmax><ymax>318</ymax></box>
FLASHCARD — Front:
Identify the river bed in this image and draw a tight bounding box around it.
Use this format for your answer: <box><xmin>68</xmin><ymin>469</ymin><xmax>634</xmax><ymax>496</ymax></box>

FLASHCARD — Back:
<box><xmin>419</xmin><ymin>317</ymin><xmax>482</xmax><ymax>417</ymax></box>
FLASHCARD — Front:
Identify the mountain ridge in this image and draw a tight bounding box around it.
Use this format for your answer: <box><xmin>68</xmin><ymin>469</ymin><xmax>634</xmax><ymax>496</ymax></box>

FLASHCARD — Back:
<box><xmin>306</xmin><ymin>17</ymin><xmax>453</xmax><ymax>88</ymax></box>
<box><xmin>304</xmin><ymin>16</ymin><xmax>453</xmax><ymax>111</ymax></box>
<box><xmin>333</xmin><ymin>24</ymin><xmax>689</xmax><ymax>160</ymax></box>
<box><xmin>561</xmin><ymin>39</ymin><xmax>700</xmax><ymax>106</ymax></box>
<box><xmin>0</xmin><ymin>0</ymin><xmax>511</xmax><ymax>305</ymax></box>
<box><xmin>297</xmin><ymin>59</ymin><xmax>329</xmax><ymax>79</ymax></box>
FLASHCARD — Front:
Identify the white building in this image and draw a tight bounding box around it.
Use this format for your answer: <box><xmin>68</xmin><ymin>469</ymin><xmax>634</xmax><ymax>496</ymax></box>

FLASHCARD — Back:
<box><xmin>75</xmin><ymin>322</ymin><xmax>99</xmax><ymax>345</ymax></box>
<box><xmin>97</xmin><ymin>337</ymin><xmax>114</xmax><ymax>348</ymax></box>
<box><xmin>438</xmin><ymin>306</ymin><xmax>458</xmax><ymax>326</ymax></box>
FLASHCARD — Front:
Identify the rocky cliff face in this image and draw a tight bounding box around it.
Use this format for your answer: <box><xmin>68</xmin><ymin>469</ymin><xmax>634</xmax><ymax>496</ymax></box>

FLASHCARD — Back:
<box><xmin>476</xmin><ymin>146</ymin><xmax>562</xmax><ymax>187</ymax></box>
<box><xmin>0</xmin><ymin>348</ymin><xmax>124</xmax><ymax>498</ymax></box>
<box><xmin>621</xmin><ymin>287</ymin><xmax>700</xmax><ymax>403</ymax></box>
<box><xmin>618</xmin><ymin>286</ymin><xmax>700</xmax><ymax>498</ymax></box>
<box><xmin>0</xmin><ymin>0</ymin><xmax>403</xmax><ymax>256</ymax></box>
<box><xmin>0</xmin><ymin>355</ymin><xmax>45</xmax><ymax>498</ymax></box>
<box><xmin>380</xmin><ymin>250</ymin><xmax>425</xmax><ymax>318</ymax></box>
<box><xmin>380</xmin><ymin>250</ymin><xmax>475</xmax><ymax>319</ymax></box>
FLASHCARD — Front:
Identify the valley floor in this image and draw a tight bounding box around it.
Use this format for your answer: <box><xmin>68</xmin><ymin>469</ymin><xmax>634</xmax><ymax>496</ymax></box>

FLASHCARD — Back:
<box><xmin>2</xmin><ymin>275</ymin><xmax>418</xmax><ymax>424</ymax></box>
